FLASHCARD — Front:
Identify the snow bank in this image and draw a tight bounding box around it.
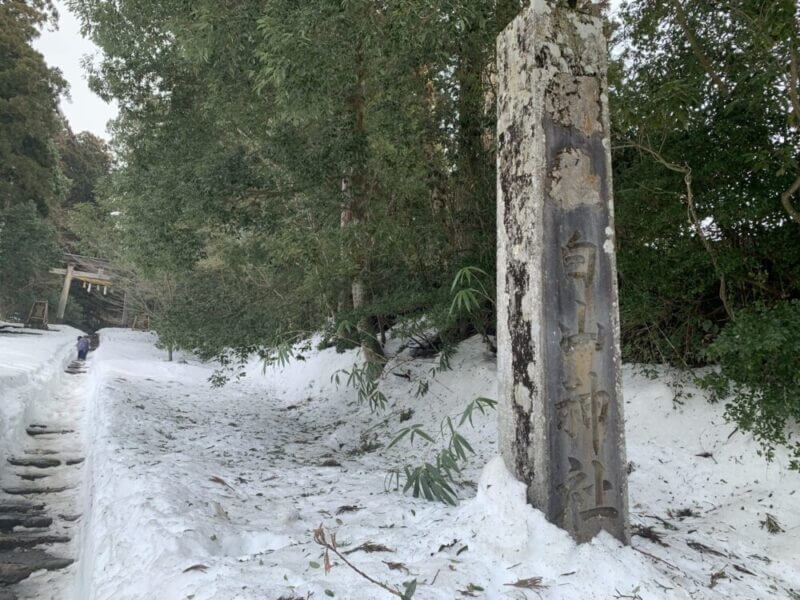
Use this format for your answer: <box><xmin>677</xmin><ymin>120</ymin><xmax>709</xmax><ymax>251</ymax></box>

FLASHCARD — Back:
<box><xmin>74</xmin><ymin>329</ymin><xmax>799</xmax><ymax>599</ymax></box>
<box><xmin>0</xmin><ymin>323</ymin><xmax>83</xmax><ymax>463</ymax></box>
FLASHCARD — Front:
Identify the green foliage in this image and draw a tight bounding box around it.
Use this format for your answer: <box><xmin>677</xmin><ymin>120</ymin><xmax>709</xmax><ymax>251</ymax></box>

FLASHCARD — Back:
<box><xmin>56</xmin><ymin>129</ymin><xmax>110</xmax><ymax>209</ymax></box>
<box><xmin>67</xmin><ymin>0</ymin><xmax>800</xmax><ymax>480</ymax></box>
<box><xmin>386</xmin><ymin>397</ymin><xmax>495</xmax><ymax>505</ymax></box>
<box><xmin>700</xmin><ymin>301</ymin><xmax>800</xmax><ymax>470</ymax></box>
<box><xmin>0</xmin><ymin>202</ymin><xmax>59</xmax><ymax>317</ymax></box>
<box><xmin>613</xmin><ymin>0</ymin><xmax>800</xmax><ymax>367</ymax></box>
<box><xmin>67</xmin><ymin>0</ymin><xmax>510</xmax><ymax>365</ymax></box>
<box><xmin>612</xmin><ymin>0</ymin><xmax>800</xmax><ymax>466</ymax></box>
<box><xmin>333</xmin><ymin>361</ymin><xmax>389</xmax><ymax>412</ymax></box>
<box><xmin>0</xmin><ymin>5</ymin><xmax>111</xmax><ymax>326</ymax></box>
<box><xmin>399</xmin><ymin>461</ymin><xmax>460</xmax><ymax>506</ymax></box>
<box><xmin>388</xmin><ymin>424</ymin><xmax>435</xmax><ymax>448</ymax></box>
<box><xmin>449</xmin><ymin>266</ymin><xmax>492</xmax><ymax>317</ymax></box>
<box><xmin>0</xmin><ymin>0</ymin><xmax>65</xmax><ymax>215</ymax></box>
<box><xmin>0</xmin><ymin>1</ymin><xmax>67</xmax><ymax>318</ymax></box>
<box><xmin>401</xmin><ymin>579</ymin><xmax>417</xmax><ymax>600</ymax></box>
<box><xmin>448</xmin><ymin>266</ymin><xmax>495</xmax><ymax>343</ymax></box>
<box><xmin>458</xmin><ymin>396</ymin><xmax>497</xmax><ymax>427</ymax></box>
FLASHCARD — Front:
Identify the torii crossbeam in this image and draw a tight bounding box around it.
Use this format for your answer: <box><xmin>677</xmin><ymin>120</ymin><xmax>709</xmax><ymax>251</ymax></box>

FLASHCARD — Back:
<box><xmin>50</xmin><ymin>253</ymin><xmax>115</xmax><ymax>320</ymax></box>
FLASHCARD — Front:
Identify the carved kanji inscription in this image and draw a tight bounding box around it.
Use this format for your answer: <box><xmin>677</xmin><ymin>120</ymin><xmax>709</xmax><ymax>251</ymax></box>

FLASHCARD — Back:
<box><xmin>497</xmin><ymin>1</ymin><xmax>629</xmax><ymax>544</ymax></box>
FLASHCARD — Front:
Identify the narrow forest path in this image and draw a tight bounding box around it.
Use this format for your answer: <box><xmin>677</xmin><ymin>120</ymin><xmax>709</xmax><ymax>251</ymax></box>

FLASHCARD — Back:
<box><xmin>78</xmin><ymin>329</ymin><xmax>800</xmax><ymax>600</ymax></box>
<box><xmin>0</xmin><ymin>356</ymin><xmax>89</xmax><ymax>600</ymax></box>
<box><xmin>73</xmin><ymin>329</ymin><xmax>502</xmax><ymax>599</ymax></box>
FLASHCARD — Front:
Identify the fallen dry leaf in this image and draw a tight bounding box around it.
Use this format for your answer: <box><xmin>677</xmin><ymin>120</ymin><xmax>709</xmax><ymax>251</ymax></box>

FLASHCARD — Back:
<box><xmin>383</xmin><ymin>561</ymin><xmax>410</xmax><ymax>574</ymax></box>
<box><xmin>182</xmin><ymin>564</ymin><xmax>209</xmax><ymax>573</ymax></box>
<box><xmin>687</xmin><ymin>540</ymin><xmax>726</xmax><ymax>557</ymax></box>
<box><xmin>504</xmin><ymin>576</ymin><xmax>546</xmax><ymax>589</ymax></box>
<box><xmin>209</xmin><ymin>475</ymin><xmax>234</xmax><ymax>490</ymax></box>
<box><xmin>343</xmin><ymin>542</ymin><xmax>393</xmax><ymax>555</ymax></box>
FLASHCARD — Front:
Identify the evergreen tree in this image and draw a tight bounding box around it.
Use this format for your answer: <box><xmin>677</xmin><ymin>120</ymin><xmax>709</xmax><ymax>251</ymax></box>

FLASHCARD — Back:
<box><xmin>68</xmin><ymin>0</ymin><xmax>516</xmax><ymax>360</ymax></box>
<box><xmin>611</xmin><ymin>0</ymin><xmax>800</xmax><ymax>465</ymax></box>
<box><xmin>0</xmin><ymin>0</ymin><xmax>65</xmax><ymax>317</ymax></box>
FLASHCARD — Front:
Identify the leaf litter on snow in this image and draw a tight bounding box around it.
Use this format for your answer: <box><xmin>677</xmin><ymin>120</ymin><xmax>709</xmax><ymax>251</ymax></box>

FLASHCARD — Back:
<box><xmin>58</xmin><ymin>329</ymin><xmax>800</xmax><ymax>599</ymax></box>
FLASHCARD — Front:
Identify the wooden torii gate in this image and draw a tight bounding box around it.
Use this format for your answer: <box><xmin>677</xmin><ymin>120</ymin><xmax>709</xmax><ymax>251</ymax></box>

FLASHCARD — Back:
<box><xmin>49</xmin><ymin>253</ymin><xmax>119</xmax><ymax>321</ymax></box>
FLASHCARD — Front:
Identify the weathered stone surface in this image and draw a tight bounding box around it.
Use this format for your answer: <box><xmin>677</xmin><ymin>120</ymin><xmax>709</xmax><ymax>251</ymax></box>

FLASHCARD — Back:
<box><xmin>2</xmin><ymin>487</ymin><xmax>69</xmax><ymax>496</ymax></box>
<box><xmin>0</xmin><ymin>534</ymin><xmax>69</xmax><ymax>551</ymax></box>
<box><xmin>496</xmin><ymin>0</ymin><xmax>629</xmax><ymax>543</ymax></box>
<box><xmin>7</xmin><ymin>457</ymin><xmax>60</xmax><ymax>468</ymax></box>
<box><xmin>0</xmin><ymin>587</ymin><xmax>18</xmax><ymax>600</ymax></box>
<box><xmin>0</xmin><ymin>504</ymin><xmax>44</xmax><ymax>515</ymax></box>
<box><xmin>0</xmin><ymin>550</ymin><xmax>73</xmax><ymax>584</ymax></box>
<box><xmin>25</xmin><ymin>427</ymin><xmax>73</xmax><ymax>437</ymax></box>
<box><xmin>0</xmin><ymin>516</ymin><xmax>52</xmax><ymax>532</ymax></box>
<box><xmin>16</xmin><ymin>474</ymin><xmax>50</xmax><ymax>482</ymax></box>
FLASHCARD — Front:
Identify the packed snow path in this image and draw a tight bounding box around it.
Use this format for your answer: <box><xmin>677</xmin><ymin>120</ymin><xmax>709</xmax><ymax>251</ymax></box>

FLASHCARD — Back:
<box><xmin>0</xmin><ymin>358</ymin><xmax>88</xmax><ymax>599</ymax></box>
<box><xmin>78</xmin><ymin>329</ymin><xmax>800</xmax><ymax>599</ymax></box>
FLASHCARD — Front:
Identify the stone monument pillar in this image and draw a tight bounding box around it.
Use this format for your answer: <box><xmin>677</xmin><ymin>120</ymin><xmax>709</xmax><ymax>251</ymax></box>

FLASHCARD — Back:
<box><xmin>496</xmin><ymin>0</ymin><xmax>629</xmax><ymax>544</ymax></box>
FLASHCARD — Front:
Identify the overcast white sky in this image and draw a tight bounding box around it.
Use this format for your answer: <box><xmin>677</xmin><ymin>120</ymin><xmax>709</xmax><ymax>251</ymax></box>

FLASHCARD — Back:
<box><xmin>32</xmin><ymin>1</ymin><xmax>118</xmax><ymax>140</ymax></box>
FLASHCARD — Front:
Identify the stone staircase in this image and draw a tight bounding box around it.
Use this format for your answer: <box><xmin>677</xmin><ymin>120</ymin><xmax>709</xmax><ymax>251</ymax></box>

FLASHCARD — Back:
<box><xmin>0</xmin><ymin>359</ymin><xmax>88</xmax><ymax>598</ymax></box>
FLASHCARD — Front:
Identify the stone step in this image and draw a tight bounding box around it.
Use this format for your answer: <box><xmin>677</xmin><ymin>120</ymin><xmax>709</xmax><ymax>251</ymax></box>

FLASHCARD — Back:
<box><xmin>0</xmin><ymin>516</ymin><xmax>52</xmax><ymax>532</ymax></box>
<box><xmin>2</xmin><ymin>487</ymin><xmax>69</xmax><ymax>496</ymax></box>
<box><xmin>58</xmin><ymin>514</ymin><xmax>80</xmax><ymax>523</ymax></box>
<box><xmin>0</xmin><ymin>550</ymin><xmax>73</xmax><ymax>584</ymax></box>
<box><xmin>6</xmin><ymin>457</ymin><xmax>60</xmax><ymax>469</ymax></box>
<box><xmin>64</xmin><ymin>361</ymin><xmax>86</xmax><ymax>374</ymax></box>
<box><xmin>25</xmin><ymin>427</ymin><xmax>74</xmax><ymax>437</ymax></box>
<box><xmin>0</xmin><ymin>504</ymin><xmax>44</xmax><ymax>515</ymax></box>
<box><xmin>23</xmin><ymin>449</ymin><xmax>58</xmax><ymax>456</ymax></box>
<box><xmin>65</xmin><ymin>458</ymin><xmax>84</xmax><ymax>466</ymax></box>
<box><xmin>16</xmin><ymin>473</ymin><xmax>50</xmax><ymax>482</ymax></box>
<box><xmin>0</xmin><ymin>534</ymin><xmax>70</xmax><ymax>551</ymax></box>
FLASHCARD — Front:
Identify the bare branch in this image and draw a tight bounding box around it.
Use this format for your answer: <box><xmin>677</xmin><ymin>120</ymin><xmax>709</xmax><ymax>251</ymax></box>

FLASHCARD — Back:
<box><xmin>781</xmin><ymin>175</ymin><xmax>800</xmax><ymax>226</ymax></box>
<box><xmin>613</xmin><ymin>142</ymin><xmax>689</xmax><ymax>175</ymax></box>
<box><xmin>312</xmin><ymin>525</ymin><xmax>407</xmax><ymax>598</ymax></box>
<box><xmin>789</xmin><ymin>42</ymin><xmax>800</xmax><ymax>125</ymax></box>
<box><xmin>614</xmin><ymin>141</ymin><xmax>735</xmax><ymax>320</ymax></box>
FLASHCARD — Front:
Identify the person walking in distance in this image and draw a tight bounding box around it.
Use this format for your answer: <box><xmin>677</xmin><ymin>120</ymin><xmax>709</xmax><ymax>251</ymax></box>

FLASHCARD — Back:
<box><xmin>77</xmin><ymin>336</ymin><xmax>90</xmax><ymax>360</ymax></box>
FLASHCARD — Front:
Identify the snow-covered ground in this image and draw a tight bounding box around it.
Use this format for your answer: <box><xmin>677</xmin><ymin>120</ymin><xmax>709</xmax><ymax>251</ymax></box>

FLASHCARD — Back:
<box><xmin>2</xmin><ymin>327</ymin><xmax>799</xmax><ymax>599</ymax></box>
<box><xmin>0</xmin><ymin>324</ymin><xmax>83</xmax><ymax>466</ymax></box>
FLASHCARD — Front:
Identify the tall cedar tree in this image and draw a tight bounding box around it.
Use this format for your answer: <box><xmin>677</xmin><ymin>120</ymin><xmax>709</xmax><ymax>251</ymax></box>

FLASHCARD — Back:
<box><xmin>0</xmin><ymin>0</ymin><xmax>64</xmax><ymax>317</ymax></box>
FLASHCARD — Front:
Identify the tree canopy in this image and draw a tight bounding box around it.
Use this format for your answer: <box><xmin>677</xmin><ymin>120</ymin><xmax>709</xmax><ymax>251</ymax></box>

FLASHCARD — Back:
<box><xmin>63</xmin><ymin>0</ymin><xmax>800</xmax><ymax>465</ymax></box>
<box><xmin>68</xmin><ymin>0</ymin><xmax>520</xmax><ymax>360</ymax></box>
<box><xmin>0</xmin><ymin>0</ymin><xmax>65</xmax><ymax>317</ymax></box>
